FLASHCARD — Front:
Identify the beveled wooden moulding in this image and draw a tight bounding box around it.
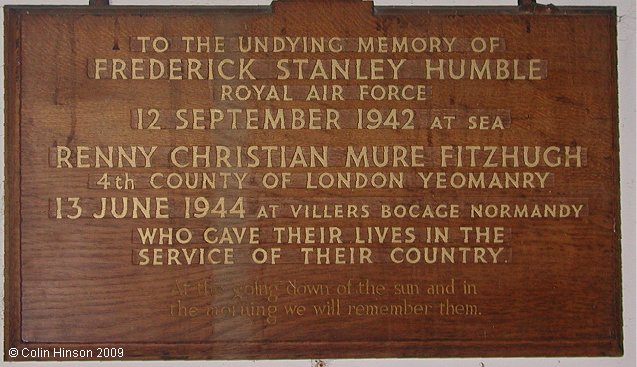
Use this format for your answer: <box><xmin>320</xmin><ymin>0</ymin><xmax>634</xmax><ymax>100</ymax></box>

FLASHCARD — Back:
<box><xmin>4</xmin><ymin>0</ymin><xmax>622</xmax><ymax>360</ymax></box>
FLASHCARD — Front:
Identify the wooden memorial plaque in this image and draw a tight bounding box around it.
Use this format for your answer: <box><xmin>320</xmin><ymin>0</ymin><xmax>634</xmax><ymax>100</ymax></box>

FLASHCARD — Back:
<box><xmin>4</xmin><ymin>0</ymin><xmax>622</xmax><ymax>360</ymax></box>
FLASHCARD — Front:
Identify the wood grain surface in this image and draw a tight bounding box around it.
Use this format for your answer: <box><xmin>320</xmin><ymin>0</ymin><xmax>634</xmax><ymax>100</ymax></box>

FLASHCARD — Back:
<box><xmin>4</xmin><ymin>0</ymin><xmax>622</xmax><ymax>360</ymax></box>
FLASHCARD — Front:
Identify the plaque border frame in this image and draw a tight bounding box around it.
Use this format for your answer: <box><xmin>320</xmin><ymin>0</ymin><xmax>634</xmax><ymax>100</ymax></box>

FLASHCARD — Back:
<box><xmin>3</xmin><ymin>3</ymin><xmax>623</xmax><ymax>360</ymax></box>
